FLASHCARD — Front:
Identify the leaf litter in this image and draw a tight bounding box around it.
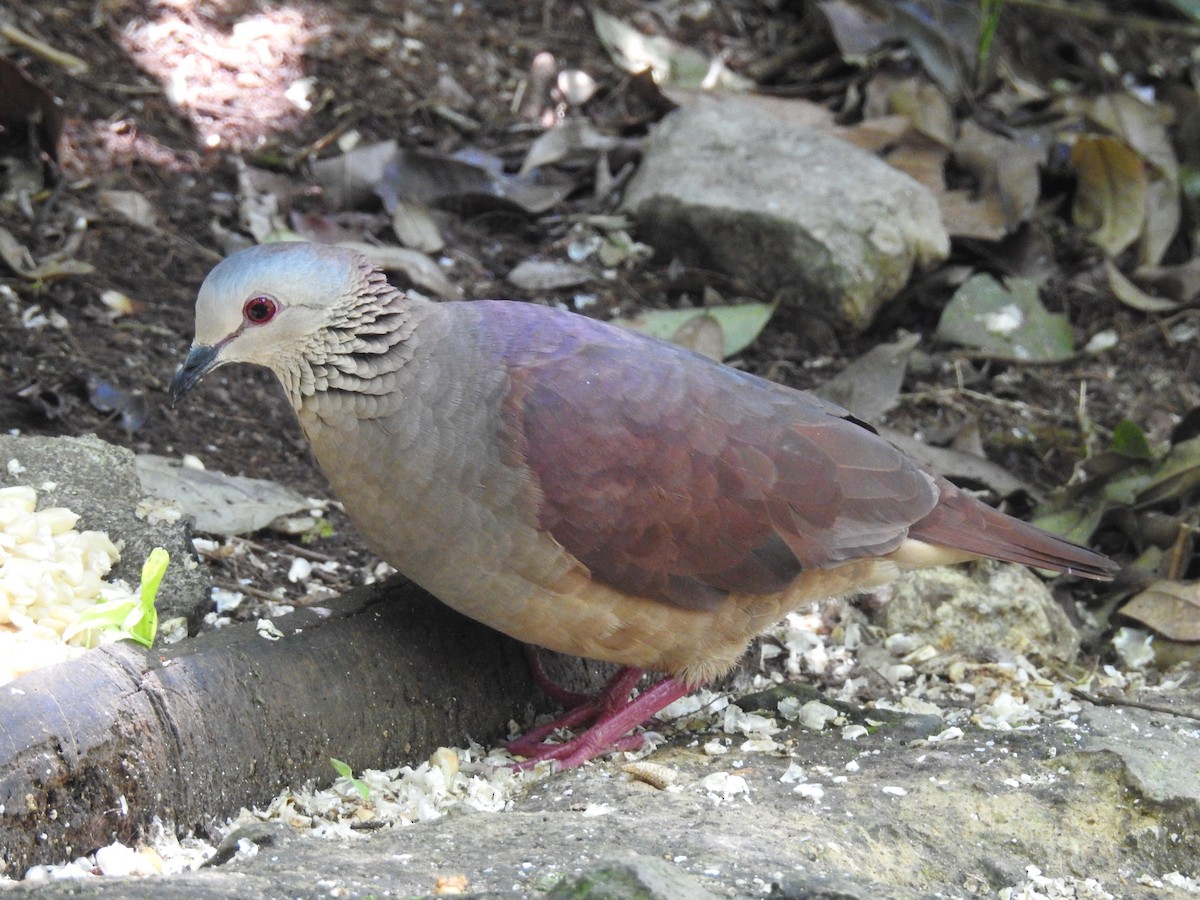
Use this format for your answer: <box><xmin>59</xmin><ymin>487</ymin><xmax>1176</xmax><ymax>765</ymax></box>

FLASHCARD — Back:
<box><xmin>4</xmin><ymin>0</ymin><xmax>1200</xmax><ymax>884</ymax></box>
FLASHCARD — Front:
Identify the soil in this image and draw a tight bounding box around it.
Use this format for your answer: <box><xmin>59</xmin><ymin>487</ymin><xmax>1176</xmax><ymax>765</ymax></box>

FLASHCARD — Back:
<box><xmin>0</xmin><ymin>1</ymin><xmax>1196</xmax><ymax>604</ymax></box>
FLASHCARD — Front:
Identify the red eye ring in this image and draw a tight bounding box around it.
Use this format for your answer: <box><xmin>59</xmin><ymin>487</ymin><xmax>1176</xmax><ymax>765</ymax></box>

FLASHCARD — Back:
<box><xmin>243</xmin><ymin>296</ymin><xmax>278</xmax><ymax>325</ymax></box>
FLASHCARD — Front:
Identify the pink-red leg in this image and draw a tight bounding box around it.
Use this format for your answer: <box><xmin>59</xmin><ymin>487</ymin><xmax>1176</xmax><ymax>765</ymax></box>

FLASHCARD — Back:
<box><xmin>522</xmin><ymin>645</ymin><xmax>591</xmax><ymax>709</ymax></box>
<box><xmin>506</xmin><ymin>666</ymin><xmax>646</xmax><ymax>755</ymax></box>
<box><xmin>507</xmin><ymin>668</ymin><xmax>695</xmax><ymax>771</ymax></box>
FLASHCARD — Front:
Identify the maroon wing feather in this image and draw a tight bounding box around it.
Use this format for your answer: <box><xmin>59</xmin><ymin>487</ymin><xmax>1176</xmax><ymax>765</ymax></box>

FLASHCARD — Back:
<box><xmin>488</xmin><ymin>304</ymin><xmax>937</xmax><ymax>609</ymax></box>
<box><xmin>483</xmin><ymin>302</ymin><xmax>1115</xmax><ymax>610</ymax></box>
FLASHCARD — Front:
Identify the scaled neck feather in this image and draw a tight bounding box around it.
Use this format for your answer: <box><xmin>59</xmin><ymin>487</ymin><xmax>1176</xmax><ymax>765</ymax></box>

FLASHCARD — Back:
<box><xmin>278</xmin><ymin>264</ymin><xmax>429</xmax><ymax>414</ymax></box>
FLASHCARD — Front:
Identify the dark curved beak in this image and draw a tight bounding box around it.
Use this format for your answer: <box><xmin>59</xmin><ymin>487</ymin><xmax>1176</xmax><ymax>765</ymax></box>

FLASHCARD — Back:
<box><xmin>169</xmin><ymin>344</ymin><xmax>219</xmax><ymax>406</ymax></box>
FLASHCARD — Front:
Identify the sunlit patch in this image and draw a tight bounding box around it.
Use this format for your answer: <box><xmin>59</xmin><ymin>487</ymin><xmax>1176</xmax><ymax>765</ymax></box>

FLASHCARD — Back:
<box><xmin>119</xmin><ymin>4</ymin><xmax>317</xmax><ymax>152</ymax></box>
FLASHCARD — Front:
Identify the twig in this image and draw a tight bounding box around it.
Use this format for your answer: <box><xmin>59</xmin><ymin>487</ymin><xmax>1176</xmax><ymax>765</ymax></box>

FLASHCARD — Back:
<box><xmin>212</xmin><ymin>578</ymin><xmax>286</xmax><ymax>603</ymax></box>
<box><xmin>1070</xmin><ymin>688</ymin><xmax>1200</xmax><ymax>724</ymax></box>
<box><xmin>235</xmin><ymin>535</ymin><xmax>341</xmax><ymax>563</ymax></box>
<box><xmin>0</xmin><ymin>23</ymin><xmax>89</xmax><ymax>74</ymax></box>
<box><xmin>1005</xmin><ymin>0</ymin><xmax>1200</xmax><ymax>39</ymax></box>
<box><xmin>899</xmin><ymin>386</ymin><xmax>1045</xmax><ymax>417</ymax></box>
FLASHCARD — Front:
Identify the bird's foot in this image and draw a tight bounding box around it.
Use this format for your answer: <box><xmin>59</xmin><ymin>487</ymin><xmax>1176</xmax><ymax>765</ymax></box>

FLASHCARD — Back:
<box><xmin>521</xmin><ymin>645</ymin><xmax>591</xmax><ymax>709</ymax></box>
<box><xmin>507</xmin><ymin>668</ymin><xmax>692</xmax><ymax>771</ymax></box>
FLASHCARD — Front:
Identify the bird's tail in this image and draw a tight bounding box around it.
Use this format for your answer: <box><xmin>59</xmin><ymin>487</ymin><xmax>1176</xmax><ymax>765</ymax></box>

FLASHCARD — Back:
<box><xmin>907</xmin><ymin>476</ymin><xmax>1117</xmax><ymax>580</ymax></box>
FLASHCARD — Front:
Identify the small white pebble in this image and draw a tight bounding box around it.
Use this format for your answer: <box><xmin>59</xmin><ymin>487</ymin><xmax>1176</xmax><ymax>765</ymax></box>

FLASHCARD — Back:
<box><xmin>701</xmin><ymin>772</ymin><xmax>749</xmax><ymax>799</ymax></box>
<box><xmin>881</xmin><ymin>786</ymin><xmax>908</xmax><ymax>797</ymax></box>
<box><xmin>792</xmin><ymin>783</ymin><xmax>824</xmax><ymax>802</ymax></box>
<box><xmin>256</xmin><ymin>619</ymin><xmax>284</xmax><ymax>641</ymax></box>
<box><xmin>840</xmin><ymin>724</ymin><xmax>868</xmax><ymax>741</ymax></box>
<box><xmin>287</xmin><ymin>557</ymin><xmax>313</xmax><ymax>582</ymax></box>
<box><xmin>798</xmin><ymin>700</ymin><xmax>838</xmax><ymax>731</ymax></box>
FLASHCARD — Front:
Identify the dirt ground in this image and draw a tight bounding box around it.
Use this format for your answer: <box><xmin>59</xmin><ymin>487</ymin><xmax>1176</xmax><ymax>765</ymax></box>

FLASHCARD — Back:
<box><xmin>1</xmin><ymin>0</ymin><xmax>1197</xmax><ymax>611</ymax></box>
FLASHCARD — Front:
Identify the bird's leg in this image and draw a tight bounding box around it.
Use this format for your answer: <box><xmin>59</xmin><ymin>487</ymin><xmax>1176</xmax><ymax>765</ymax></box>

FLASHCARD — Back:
<box><xmin>508</xmin><ymin>669</ymin><xmax>694</xmax><ymax>771</ymax></box>
<box><xmin>522</xmin><ymin>645</ymin><xmax>591</xmax><ymax>709</ymax></box>
<box><xmin>506</xmin><ymin>666</ymin><xmax>646</xmax><ymax>755</ymax></box>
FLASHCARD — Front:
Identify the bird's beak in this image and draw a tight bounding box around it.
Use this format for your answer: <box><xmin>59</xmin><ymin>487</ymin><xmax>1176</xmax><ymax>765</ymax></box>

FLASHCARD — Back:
<box><xmin>169</xmin><ymin>344</ymin><xmax>220</xmax><ymax>405</ymax></box>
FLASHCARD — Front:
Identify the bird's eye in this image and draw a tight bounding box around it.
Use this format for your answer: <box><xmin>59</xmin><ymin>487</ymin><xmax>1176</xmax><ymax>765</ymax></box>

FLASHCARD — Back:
<box><xmin>243</xmin><ymin>296</ymin><xmax>278</xmax><ymax>325</ymax></box>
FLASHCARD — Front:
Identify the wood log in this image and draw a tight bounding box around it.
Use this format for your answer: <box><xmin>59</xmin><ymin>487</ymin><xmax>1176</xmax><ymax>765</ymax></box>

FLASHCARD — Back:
<box><xmin>0</xmin><ymin>577</ymin><xmax>587</xmax><ymax>875</ymax></box>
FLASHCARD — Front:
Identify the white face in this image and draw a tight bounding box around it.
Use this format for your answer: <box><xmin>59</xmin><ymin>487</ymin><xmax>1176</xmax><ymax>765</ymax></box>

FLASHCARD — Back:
<box><xmin>192</xmin><ymin>243</ymin><xmax>357</xmax><ymax>367</ymax></box>
<box><xmin>173</xmin><ymin>242</ymin><xmax>363</xmax><ymax>397</ymax></box>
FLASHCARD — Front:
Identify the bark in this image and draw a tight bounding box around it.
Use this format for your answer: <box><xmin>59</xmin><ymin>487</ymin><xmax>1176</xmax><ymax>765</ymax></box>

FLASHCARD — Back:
<box><xmin>0</xmin><ymin>577</ymin><xmax>590</xmax><ymax>875</ymax></box>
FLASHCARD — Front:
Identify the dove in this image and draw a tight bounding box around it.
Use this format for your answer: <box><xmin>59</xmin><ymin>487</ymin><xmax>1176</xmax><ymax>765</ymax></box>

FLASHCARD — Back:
<box><xmin>171</xmin><ymin>241</ymin><xmax>1117</xmax><ymax>770</ymax></box>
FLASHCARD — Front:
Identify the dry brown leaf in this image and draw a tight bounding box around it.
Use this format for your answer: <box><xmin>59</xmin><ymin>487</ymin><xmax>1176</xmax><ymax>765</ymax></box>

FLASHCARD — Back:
<box><xmin>1119</xmin><ymin>579</ymin><xmax>1200</xmax><ymax>642</ymax></box>
<box><xmin>670</xmin><ymin>313</ymin><xmax>725</xmax><ymax>361</ymax></box>
<box><xmin>1104</xmin><ymin>259</ymin><xmax>1181</xmax><ymax>313</ymax></box>
<box><xmin>506</xmin><ymin>258</ymin><xmax>592</xmax><ymax>291</ymax></box>
<box><xmin>98</xmin><ymin>190</ymin><xmax>159</xmax><ymax>230</ymax></box>
<box><xmin>391</xmin><ymin>201</ymin><xmax>444</xmax><ymax>254</ymax></box>
<box><xmin>0</xmin><ymin>226</ymin><xmax>94</xmax><ymax>280</ymax></box>
<box><xmin>885</xmin><ymin>78</ymin><xmax>956</xmax><ymax>146</ymax></box>
<box><xmin>1132</xmin><ymin>259</ymin><xmax>1200</xmax><ymax>304</ymax></box>
<box><xmin>954</xmin><ymin>121</ymin><xmax>1042</xmax><ymax>231</ymax></box>
<box><xmin>1140</xmin><ymin>177</ymin><xmax>1182</xmax><ymax>267</ymax></box>
<box><xmin>1070</xmin><ymin>136</ymin><xmax>1147</xmax><ymax>257</ymax></box>
<box><xmin>884</xmin><ymin>141</ymin><xmax>948</xmax><ymax>194</ymax></box>
<box><xmin>864</xmin><ymin>72</ymin><xmax>955</xmax><ymax>147</ymax></box>
<box><xmin>836</xmin><ymin>114</ymin><xmax>911</xmax><ymax>153</ymax></box>
<box><xmin>938</xmin><ymin>190</ymin><xmax>1007</xmax><ymax>241</ymax></box>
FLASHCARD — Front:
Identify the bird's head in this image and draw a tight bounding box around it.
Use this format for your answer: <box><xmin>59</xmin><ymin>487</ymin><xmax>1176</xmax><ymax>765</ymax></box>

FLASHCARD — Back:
<box><xmin>170</xmin><ymin>242</ymin><xmax>381</xmax><ymax>404</ymax></box>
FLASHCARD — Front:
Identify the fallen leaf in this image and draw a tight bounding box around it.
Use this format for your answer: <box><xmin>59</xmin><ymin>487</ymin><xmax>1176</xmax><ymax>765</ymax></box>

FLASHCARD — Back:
<box><xmin>507</xmin><ymin>259</ymin><xmax>593</xmax><ymax>291</ymax></box>
<box><xmin>813</xmin><ymin>333</ymin><xmax>921</xmax><ymax>421</ymax></box>
<box><xmin>872</xmin><ymin>74</ymin><xmax>955</xmax><ymax>146</ymax></box>
<box><xmin>312</xmin><ymin>139</ymin><xmax>399</xmax><ymax>209</ymax></box>
<box><xmin>519</xmin><ymin>117</ymin><xmax>625</xmax><ymax>176</ymax></box>
<box><xmin>336</xmin><ymin>240</ymin><xmax>462</xmax><ymax>300</ymax></box>
<box><xmin>668</xmin><ymin>313</ymin><xmax>725</xmax><ymax>361</ymax></box>
<box><xmin>1104</xmin><ymin>258</ymin><xmax>1181</xmax><ymax>313</ymax></box>
<box><xmin>98</xmin><ymin>190</ymin><xmax>159</xmax><ymax>230</ymax></box>
<box><xmin>391</xmin><ymin>200</ymin><xmax>445</xmax><ymax>254</ymax></box>
<box><xmin>938</xmin><ymin>190</ymin><xmax>1008</xmax><ymax>241</ymax></box>
<box><xmin>878</xmin><ymin>428</ymin><xmax>1036</xmax><ymax>499</ymax></box>
<box><xmin>1140</xmin><ymin>177</ymin><xmax>1182</xmax><ymax>267</ymax></box>
<box><xmin>954</xmin><ymin>120</ymin><xmax>1042</xmax><ymax>231</ymax></box>
<box><xmin>936</xmin><ymin>274</ymin><xmax>1075</xmax><ymax>362</ymax></box>
<box><xmin>1110</xmin><ymin>419</ymin><xmax>1154</xmax><ymax>460</ymax></box>
<box><xmin>614</xmin><ymin>303</ymin><xmax>775</xmax><ymax>360</ymax></box>
<box><xmin>235</xmin><ymin>159</ymin><xmax>288</xmax><ymax>243</ymax></box>
<box><xmin>818</xmin><ymin>0</ymin><xmax>976</xmax><ymax>98</ymax></box>
<box><xmin>135</xmin><ymin>455</ymin><xmax>313</xmax><ymax>535</ymax></box>
<box><xmin>374</xmin><ymin>148</ymin><xmax>573</xmax><ymax>215</ymax></box>
<box><xmin>1119</xmin><ymin>580</ymin><xmax>1200</xmax><ymax>642</ymax></box>
<box><xmin>1071</xmin><ymin>135</ymin><xmax>1147</xmax><ymax>257</ymax></box>
<box><xmin>592</xmin><ymin>9</ymin><xmax>751</xmax><ymax>91</ymax></box>
<box><xmin>0</xmin><ymin>226</ymin><xmax>94</xmax><ymax>280</ymax></box>
<box><xmin>1130</xmin><ymin>258</ymin><xmax>1200</xmax><ymax>304</ymax></box>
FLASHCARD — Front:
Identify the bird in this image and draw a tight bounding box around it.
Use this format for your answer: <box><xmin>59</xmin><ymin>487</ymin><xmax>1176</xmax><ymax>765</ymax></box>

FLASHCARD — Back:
<box><xmin>170</xmin><ymin>241</ymin><xmax>1118</xmax><ymax>770</ymax></box>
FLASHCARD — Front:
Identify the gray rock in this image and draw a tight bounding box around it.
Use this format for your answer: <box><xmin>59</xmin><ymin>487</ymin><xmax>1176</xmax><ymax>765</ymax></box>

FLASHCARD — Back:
<box><xmin>0</xmin><ymin>433</ymin><xmax>211</xmax><ymax>627</ymax></box>
<box><xmin>622</xmin><ymin>96</ymin><xmax>948</xmax><ymax>333</ymax></box>
<box><xmin>547</xmin><ymin>854</ymin><xmax>718</xmax><ymax>899</ymax></box>
<box><xmin>882</xmin><ymin>561</ymin><xmax>1081</xmax><ymax>663</ymax></box>
<box><xmin>6</xmin><ymin>687</ymin><xmax>1199</xmax><ymax>898</ymax></box>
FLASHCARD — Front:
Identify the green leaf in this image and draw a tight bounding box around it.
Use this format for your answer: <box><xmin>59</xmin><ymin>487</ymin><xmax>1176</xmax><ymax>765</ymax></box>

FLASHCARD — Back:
<box><xmin>936</xmin><ymin>274</ymin><xmax>1075</xmax><ymax>362</ymax></box>
<box><xmin>331</xmin><ymin>757</ymin><xmax>370</xmax><ymax>801</ymax></box>
<box><xmin>591</xmin><ymin>9</ymin><xmax>751</xmax><ymax>91</ymax></box>
<box><xmin>1110</xmin><ymin>419</ymin><xmax>1153</xmax><ymax>460</ymax></box>
<box><xmin>131</xmin><ymin>548</ymin><xmax>168</xmax><ymax>647</ymax></box>
<box><xmin>613</xmin><ymin>303</ymin><xmax>776</xmax><ymax>360</ymax></box>
<box><xmin>62</xmin><ymin>547</ymin><xmax>168</xmax><ymax>648</ymax></box>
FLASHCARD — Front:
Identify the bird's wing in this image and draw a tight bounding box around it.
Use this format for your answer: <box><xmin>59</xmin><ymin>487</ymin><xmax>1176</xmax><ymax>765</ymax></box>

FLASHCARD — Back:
<box><xmin>493</xmin><ymin>306</ymin><xmax>939</xmax><ymax>610</ymax></box>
